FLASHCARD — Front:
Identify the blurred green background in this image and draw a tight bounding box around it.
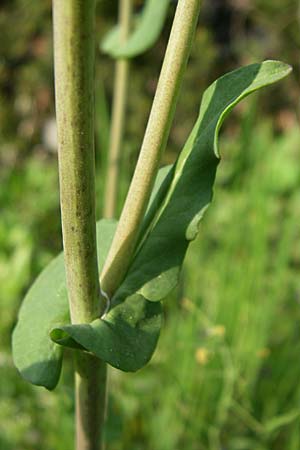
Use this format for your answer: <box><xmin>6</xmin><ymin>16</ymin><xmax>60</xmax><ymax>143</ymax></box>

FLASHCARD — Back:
<box><xmin>1</xmin><ymin>0</ymin><xmax>300</xmax><ymax>449</ymax></box>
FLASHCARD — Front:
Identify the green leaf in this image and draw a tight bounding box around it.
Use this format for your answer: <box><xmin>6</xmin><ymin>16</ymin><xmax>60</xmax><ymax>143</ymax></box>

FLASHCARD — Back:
<box><xmin>263</xmin><ymin>409</ymin><xmax>300</xmax><ymax>435</ymax></box>
<box><xmin>117</xmin><ymin>61</ymin><xmax>292</xmax><ymax>302</ymax></box>
<box><xmin>50</xmin><ymin>293</ymin><xmax>161</xmax><ymax>372</ymax></box>
<box><xmin>140</xmin><ymin>164</ymin><xmax>174</xmax><ymax>238</ymax></box>
<box><xmin>12</xmin><ymin>253</ymin><xmax>67</xmax><ymax>390</ymax></box>
<box><xmin>12</xmin><ymin>219</ymin><xmax>162</xmax><ymax>389</ymax></box>
<box><xmin>101</xmin><ymin>0</ymin><xmax>170</xmax><ymax>59</ymax></box>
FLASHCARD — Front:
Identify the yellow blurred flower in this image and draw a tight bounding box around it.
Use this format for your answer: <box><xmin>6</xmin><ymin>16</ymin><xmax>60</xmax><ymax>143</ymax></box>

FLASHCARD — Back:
<box><xmin>195</xmin><ymin>347</ymin><xmax>209</xmax><ymax>365</ymax></box>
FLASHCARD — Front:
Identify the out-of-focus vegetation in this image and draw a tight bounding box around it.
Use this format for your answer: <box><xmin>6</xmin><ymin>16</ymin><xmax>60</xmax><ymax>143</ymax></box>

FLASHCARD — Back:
<box><xmin>1</xmin><ymin>0</ymin><xmax>300</xmax><ymax>449</ymax></box>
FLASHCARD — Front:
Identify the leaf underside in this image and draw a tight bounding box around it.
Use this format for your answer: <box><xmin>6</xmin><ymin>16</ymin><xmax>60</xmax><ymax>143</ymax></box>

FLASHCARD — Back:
<box><xmin>101</xmin><ymin>0</ymin><xmax>170</xmax><ymax>58</ymax></box>
<box><xmin>12</xmin><ymin>60</ymin><xmax>291</xmax><ymax>391</ymax></box>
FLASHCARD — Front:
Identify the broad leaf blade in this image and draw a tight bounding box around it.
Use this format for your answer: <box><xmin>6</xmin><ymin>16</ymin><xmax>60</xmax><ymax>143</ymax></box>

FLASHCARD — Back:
<box><xmin>117</xmin><ymin>61</ymin><xmax>292</xmax><ymax>302</ymax></box>
<box><xmin>139</xmin><ymin>164</ymin><xmax>174</xmax><ymax>241</ymax></box>
<box><xmin>101</xmin><ymin>0</ymin><xmax>170</xmax><ymax>58</ymax></box>
<box><xmin>97</xmin><ymin>219</ymin><xmax>118</xmax><ymax>270</ymax></box>
<box><xmin>50</xmin><ymin>215</ymin><xmax>162</xmax><ymax>371</ymax></box>
<box><xmin>51</xmin><ymin>294</ymin><xmax>162</xmax><ymax>372</ymax></box>
<box><xmin>12</xmin><ymin>220</ymin><xmax>118</xmax><ymax>389</ymax></box>
<box><xmin>13</xmin><ymin>220</ymin><xmax>162</xmax><ymax>389</ymax></box>
<box><xmin>13</xmin><ymin>219</ymin><xmax>161</xmax><ymax>388</ymax></box>
<box><xmin>12</xmin><ymin>254</ymin><xmax>67</xmax><ymax>390</ymax></box>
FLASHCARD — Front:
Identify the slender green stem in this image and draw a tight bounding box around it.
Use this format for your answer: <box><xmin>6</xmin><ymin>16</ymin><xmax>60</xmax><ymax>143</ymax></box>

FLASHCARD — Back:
<box><xmin>103</xmin><ymin>0</ymin><xmax>132</xmax><ymax>218</ymax></box>
<box><xmin>52</xmin><ymin>0</ymin><xmax>101</xmax><ymax>323</ymax></box>
<box><xmin>52</xmin><ymin>1</ymin><xmax>106</xmax><ymax>449</ymax></box>
<box><xmin>101</xmin><ymin>0</ymin><xmax>201</xmax><ymax>296</ymax></box>
<box><xmin>75</xmin><ymin>353</ymin><xmax>107</xmax><ymax>450</ymax></box>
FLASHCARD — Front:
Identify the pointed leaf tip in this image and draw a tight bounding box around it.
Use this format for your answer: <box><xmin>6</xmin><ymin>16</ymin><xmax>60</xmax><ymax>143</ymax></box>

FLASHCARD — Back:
<box><xmin>116</xmin><ymin>60</ymin><xmax>292</xmax><ymax>303</ymax></box>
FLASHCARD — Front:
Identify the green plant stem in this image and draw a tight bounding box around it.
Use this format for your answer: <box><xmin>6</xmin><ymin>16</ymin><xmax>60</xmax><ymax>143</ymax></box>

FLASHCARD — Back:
<box><xmin>75</xmin><ymin>353</ymin><xmax>107</xmax><ymax>450</ymax></box>
<box><xmin>104</xmin><ymin>0</ymin><xmax>132</xmax><ymax>219</ymax></box>
<box><xmin>52</xmin><ymin>1</ymin><xmax>106</xmax><ymax>449</ymax></box>
<box><xmin>101</xmin><ymin>0</ymin><xmax>201</xmax><ymax>296</ymax></box>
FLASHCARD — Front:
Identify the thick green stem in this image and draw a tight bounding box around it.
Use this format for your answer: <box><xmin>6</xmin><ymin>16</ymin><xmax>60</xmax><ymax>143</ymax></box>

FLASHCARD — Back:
<box><xmin>104</xmin><ymin>0</ymin><xmax>132</xmax><ymax>218</ymax></box>
<box><xmin>52</xmin><ymin>1</ymin><xmax>106</xmax><ymax>449</ymax></box>
<box><xmin>101</xmin><ymin>0</ymin><xmax>201</xmax><ymax>296</ymax></box>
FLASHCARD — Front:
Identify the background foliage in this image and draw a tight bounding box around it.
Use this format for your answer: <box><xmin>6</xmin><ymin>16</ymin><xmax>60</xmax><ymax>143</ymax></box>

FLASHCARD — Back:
<box><xmin>1</xmin><ymin>0</ymin><xmax>300</xmax><ymax>449</ymax></box>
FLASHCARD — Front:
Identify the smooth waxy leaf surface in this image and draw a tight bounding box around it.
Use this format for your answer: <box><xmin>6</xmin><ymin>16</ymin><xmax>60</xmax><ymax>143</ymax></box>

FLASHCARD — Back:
<box><xmin>12</xmin><ymin>253</ymin><xmax>67</xmax><ymax>390</ymax></box>
<box><xmin>12</xmin><ymin>220</ymin><xmax>162</xmax><ymax>389</ymax></box>
<box><xmin>101</xmin><ymin>0</ymin><xmax>170</xmax><ymax>58</ymax></box>
<box><xmin>140</xmin><ymin>164</ymin><xmax>174</xmax><ymax>238</ymax></box>
<box><xmin>116</xmin><ymin>61</ymin><xmax>292</xmax><ymax>302</ymax></box>
<box><xmin>51</xmin><ymin>293</ymin><xmax>161</xmax><ymax>372</ymax></box>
